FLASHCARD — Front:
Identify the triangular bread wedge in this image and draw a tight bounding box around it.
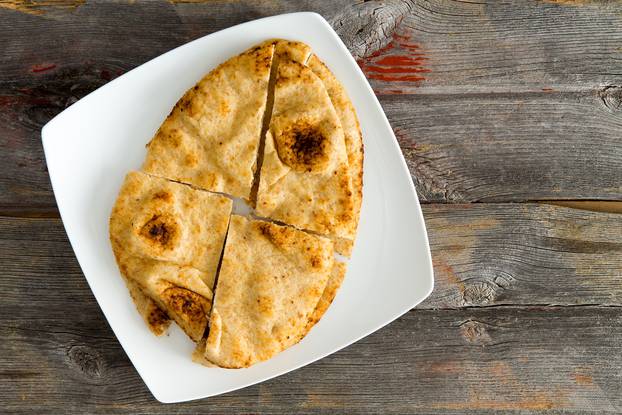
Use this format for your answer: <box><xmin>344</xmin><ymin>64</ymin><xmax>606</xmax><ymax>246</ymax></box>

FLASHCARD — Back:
<box><xmin>109</xmin><ymin>171</ymin><xmax>232</xmax><ymax>341</ymax></box>
<box><xmin>110</xmin><ymin>171</ymin><xmax>232</xmax><ymax>288</ymax></box>
<box><xmin>308</xmin><ymin>54</ymin><xmax>364</xmax><ymax>257</ymax></box>
<box><xmin>255</xmin><ymin>58</ymin><xmax>357</xmax><ymax>243</ymax></box>
<box><xmin>142</xmin><ymin>43</ymin><xmax>275</xmax><ymax>199</ymax></box>
<box><xmin>203</xmin><ymin>215</ymin><xmax>334</xmax><ymax>368</ymax></box>
<box><xmin>115</xmin><ymin>254</ymin><xmax>214</xmax><ymax>342</ymax></box>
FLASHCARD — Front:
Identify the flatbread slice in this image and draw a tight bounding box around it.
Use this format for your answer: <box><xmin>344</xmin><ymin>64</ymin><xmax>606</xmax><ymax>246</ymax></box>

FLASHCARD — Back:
<box><xmin>308</xmin><ymin>54</ymin><xmax>364</xmax><ymax>257</ymax></box>
<box><xmin>203</xmin><ymin>215</ymin><xmax>334</xmax><ymax>368</ymax></box>
<box><xmin>115</xmin><ymin>253</ymin><xmax>214</xmax><ymax>342</ymax></box>
<box><xmin>109</xmin><ymin>171</ymin><xmax>232</xmax><ymax>289</ymax></box>
<box><xmin>255</xmin><ymin>58</ymin><xmax>357</xmax><ymax>242</ymax></box>
<box><xmin>109</xmin><ymin>171</ymin><xmax>232</xmax><ymax>341</ymax></box>
<box><xmin>142</xmin><ymin>43</ymin><xmax>275</xmax><ymax>199</ymax></box>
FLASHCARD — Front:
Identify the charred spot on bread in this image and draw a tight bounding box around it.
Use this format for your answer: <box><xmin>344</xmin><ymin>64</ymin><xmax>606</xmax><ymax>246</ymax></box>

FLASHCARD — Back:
<box><xmin>275</xmin><ymin>120</ymin><xmax>331</xmax><ymax>172</ymax></box>
<box><xmin>161</xmin><ymin>286</ymin><xmax>211</xmax><ymax>341</ymax></box>
<box><xmin>147</xmin><ymin>306</ymin><xmax>170</xmax><ymax>330</ymax></box>
<box><xmin>139</xmin><ymin>213</ymin><xmax>179</xmax><ymax>249</ymax></box>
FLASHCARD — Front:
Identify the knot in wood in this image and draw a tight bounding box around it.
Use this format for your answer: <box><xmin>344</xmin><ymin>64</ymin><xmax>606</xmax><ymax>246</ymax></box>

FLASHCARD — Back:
<box><xmin>66</xmin><ymin>344</ymin><xmax>103</xmax><ymax>379</ymax></box>
<box><xmin>460</xmin><ymin>320</ymin><xmax>492</xmax><ymax>344</ymax></box>
<box><xmin>329</xmin><ymin>0</ymin><xmax>411</xmax><ymax>59</ymax></box>
<box><xmin>462</xmin><ymin>279</ymin><xmax>501</xmax><ymax>306</ymax></box>
<box><xmin>599</xmin><ymin>86</ymin><xmax>622</xmax><ymax>112</ymax></box>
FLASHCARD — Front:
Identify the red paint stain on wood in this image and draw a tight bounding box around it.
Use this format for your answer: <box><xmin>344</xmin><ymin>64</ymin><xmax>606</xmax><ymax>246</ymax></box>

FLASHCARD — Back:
<box><xmin>31</xmin><ymin>63</ymin><xmax>57</xmax><ymax>73</ymax></box>
<box><xmin>542</xmin><ymin>88</ymin><xmax>554</xmax><ymax>92</ymax></box>
<box><xmin>357</xmin><ymin>29</ymin><xmax>430</xmax><ymax>89</ymax></box>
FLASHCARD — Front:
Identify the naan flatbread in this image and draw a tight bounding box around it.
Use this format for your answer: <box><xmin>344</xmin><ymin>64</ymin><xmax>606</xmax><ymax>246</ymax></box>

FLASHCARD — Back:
<box><xmin>143</xmin><ymin>43</ymin><xmax>275</xmax><ymax>199</ymax></box>
<box><xmin>109</xmin><ymin>171</ymin><xmax>232</xmax><ymax>341</ymax></box>
<box><xmin>203</xmin><ymin>215</ymin><xmax>334</xmax><ymax>368</ymax></box>
<box><xmin>255</xmin><ymin>58</ymin><xmax>357</xmax><ymax>242</ymax></box>
<box><xmin>308</xmin><ymin>54</ymin><xmax>364</xmax><ymax>257</ymax></box>
<box><xmin>109</xmin><ymin>171</ymin><xmax>232</xmax><ymax>288</ymax></box>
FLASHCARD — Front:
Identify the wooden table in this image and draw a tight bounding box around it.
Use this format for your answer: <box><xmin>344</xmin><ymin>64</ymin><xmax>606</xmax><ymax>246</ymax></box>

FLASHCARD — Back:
<box><xmin>2</xmin><ymin>1</ymin><xmax>621</xmax><ymax>413</ymax></box>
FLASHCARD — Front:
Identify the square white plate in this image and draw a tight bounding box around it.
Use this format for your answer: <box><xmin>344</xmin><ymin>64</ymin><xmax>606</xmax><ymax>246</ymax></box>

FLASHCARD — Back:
<box><xmin>42</xmin><ymin>12</ymin><xmax>433</xmax><ymax>403</ymax></box>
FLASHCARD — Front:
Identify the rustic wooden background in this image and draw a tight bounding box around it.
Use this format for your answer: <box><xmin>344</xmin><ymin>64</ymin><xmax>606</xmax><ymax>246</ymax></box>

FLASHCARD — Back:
<box><xmin>2</xmin><ymin>0</ymin><xmax>622</xmax><ymax>413</ymax></box>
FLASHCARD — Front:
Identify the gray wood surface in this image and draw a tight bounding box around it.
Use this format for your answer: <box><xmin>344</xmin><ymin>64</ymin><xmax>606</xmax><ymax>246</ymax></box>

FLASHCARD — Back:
<box><xmin>2</xmin><ymin>0</ymin><xmax>622</xmax><ymax>209</ymax></box>
<box><xmin>4</xmin><ymin>89</ymin><xmax>622</xmax><ymax>210</ymax></box>
<box><xmin>422</xmin><ymin>203</ymin><xmax>622</xmax><ymax>309</ymax></box>
<box><xmin>1</xmin><ymin>207</ymin><xmax>621</xmax><ymax>412</ymax></box>
<box><xmin>3</xmin><ymin>302</ymin><xmax>621</xmax><ymax>413</ymax></box>
<box><xmin>1</xmin><ymin>0</ymin><xmax>622</xmax><ymax>413</ymax></box>
<box><xmin>387</xmin><ymin>91</ymin><xmax>622</xmax><ymax>202</ymax></box>
<box><xmin>2</xmin><ymin>206</ymin><xmax>619</xmax><ymax>314</ymax></box>
<box><xmin>336</xmin><ymin>0</ymin><xmax>622</xmax><ymax>94</ymax></box>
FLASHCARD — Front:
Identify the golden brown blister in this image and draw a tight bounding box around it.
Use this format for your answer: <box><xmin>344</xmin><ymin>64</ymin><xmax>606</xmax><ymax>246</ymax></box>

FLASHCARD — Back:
<box><xmin>114</xmin><ymin>253</ymin><xmax>214</xmax><ymax>342</ymax></box>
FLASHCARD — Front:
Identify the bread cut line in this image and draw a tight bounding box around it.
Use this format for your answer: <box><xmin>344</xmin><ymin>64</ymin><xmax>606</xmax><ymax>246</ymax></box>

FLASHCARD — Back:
<box><xmin>109</xmin><ymin>39</ymin><xmax>363</xmax><ymax>367</ymax></box>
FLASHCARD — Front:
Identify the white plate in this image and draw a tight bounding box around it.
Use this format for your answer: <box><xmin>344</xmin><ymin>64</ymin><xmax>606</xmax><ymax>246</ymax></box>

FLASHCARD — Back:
<box><xmin>41</xmin><ymin>12</ymin><xmax>433</xmax><ymax>403</ymax></box>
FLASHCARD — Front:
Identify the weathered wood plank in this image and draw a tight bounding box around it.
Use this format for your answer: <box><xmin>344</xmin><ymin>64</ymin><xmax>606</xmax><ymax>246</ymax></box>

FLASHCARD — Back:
<box><xmin>2</xmin><ymin>307</ymin><xmax>621</xmax><ymax>413</ymax></box>
<box><xmin>2</xmin><ymin>87</ymin><xmax>621</xmax><ymax>209</ymax></box>
<box><xmin>421</xmin><ymin>203</ymin><xmax>622</xmax><ymax>309</ymax></box>
<box><xmin>3</xmin><ymin>0</ymin><xmax>622</xmax><ymax>93</ymax></box>
<box><xmin>0</xmin><ymin>0</ymin><xmax>358</xmax><ymax>85</ymax></box>
<box><xmin>386</xmin><ymin>90</ymin><xmax>622</xmax><ymax>202</ymax></box>
<box><xmin>1</xmin><ymin>204</ymin><xmax>620</xmax><ymax>318</ymax></box>
<box><xmin>336</xmin><ymin>0</ymin><xmax>622</xmax><ymax>94</ymax></box>
<box><xmin>2</xmin><ymin>1</ymin><xmax>622</xmax><ymax>209</ymax></box>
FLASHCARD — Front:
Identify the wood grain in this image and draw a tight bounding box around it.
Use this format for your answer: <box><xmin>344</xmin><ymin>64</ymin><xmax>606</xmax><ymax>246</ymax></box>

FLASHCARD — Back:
<box><xmin>2</xmin><ymin>0</ymin><xmax>622</xmax><ymax>209</ymax></box>
<box><xmin>338</xmin><ymin>0</ymin><xmax>622</xmax><ymax>94</ymax></box>
<box><xmin>1</xmin><ymin>205</ymin><xmax>620</xmax><ymax>317</ymax></box>
<box><xmin>386</xmin><ymin>91</ymin><xmax>622</xmax><ymax>202</ymax></box>
<box><xmin>421</xmin><ymin>203</ymin><xmax>622</xmax><ymax>309</ymax></box>
<box><xmin>4</xmin><ymin>0</ymin><xmax>621</xmax><ymax>90</ymax></box>
<box><xmin>0</xmin><ymin>0</ymin><xmax>84</xmax><ymax>16</ymax></box>
<box><xmin>550</xmin><ymin>200</ymin><xmax>622</xmax><ymax>214</ymax></box>
<box><xmin>2</xmin><ymin>87</ymin><xmax>621</xmax><ymax>209</ymax></box>
<box><xmin>2</xmin><ymin>306</ymin><xmax>621</xmax><ymax>413</ymax></box>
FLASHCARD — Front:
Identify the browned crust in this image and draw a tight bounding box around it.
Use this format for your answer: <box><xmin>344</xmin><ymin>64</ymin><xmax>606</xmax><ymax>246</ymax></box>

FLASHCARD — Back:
<box><xmin>307</xmin><ymin>54</ymin><xmax>364</xmax><ymax>256</ymax></box>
